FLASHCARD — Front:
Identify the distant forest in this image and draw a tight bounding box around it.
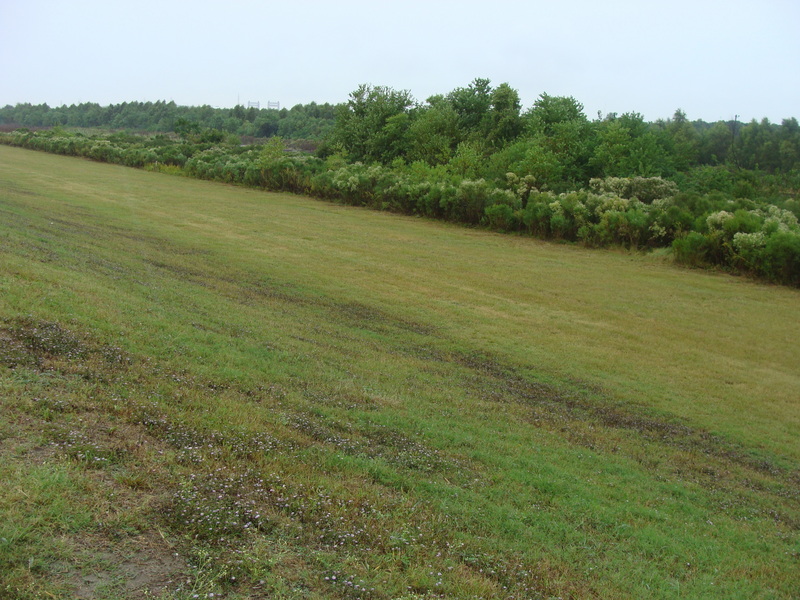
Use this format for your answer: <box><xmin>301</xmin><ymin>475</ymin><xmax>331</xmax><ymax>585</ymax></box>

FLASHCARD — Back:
<box><xmin>2</xmin><ymin>79</ymin><xmax>799</xmax><ymax>286</ymax></box>
<box><xmin>0</xmin><ymin>100</ymin><xmax>336</xmax><ymax>144</ymax></box>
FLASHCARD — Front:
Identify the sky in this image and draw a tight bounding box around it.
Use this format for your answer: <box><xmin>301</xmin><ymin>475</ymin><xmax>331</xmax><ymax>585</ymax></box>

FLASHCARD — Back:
<box><xmin>1</xmin><ymin>0</ymin><xmax>798</xmax><ymax>123</ymax></box>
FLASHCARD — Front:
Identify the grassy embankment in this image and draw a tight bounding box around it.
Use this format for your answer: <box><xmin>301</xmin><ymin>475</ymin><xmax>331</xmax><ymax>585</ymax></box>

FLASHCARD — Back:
<box><xmin>1</xmin><ymin>144</ymin><xmax>798</xmax><ymax>599</ymax></box>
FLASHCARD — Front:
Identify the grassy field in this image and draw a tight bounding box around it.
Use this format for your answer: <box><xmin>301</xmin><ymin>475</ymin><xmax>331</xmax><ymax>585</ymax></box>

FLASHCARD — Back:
<box><xmin>1</xmin><ymin>144</ymin><xmax>798</xmax><ymax>599</ymax></box>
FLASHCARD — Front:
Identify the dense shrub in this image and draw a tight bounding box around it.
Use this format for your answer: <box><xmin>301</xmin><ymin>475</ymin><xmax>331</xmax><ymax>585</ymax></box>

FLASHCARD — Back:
<box><xmin>589</xmin><ymin>176</ymin><xmax>678</xmax><ymax>204</ymax></box>
<box><xmin>2</xmin><ymin>129</ymin><xmax>798</xmax><ymax>287</ymax></box>
<box><xmin>673</xmin><ymin>232</ymin><xmax>712</xmax><ymax>267</ymax></box>
<box><xmin>761</xmin><ymin>232</ymin><xmax>800</xmax><ymax>285</ymax></box>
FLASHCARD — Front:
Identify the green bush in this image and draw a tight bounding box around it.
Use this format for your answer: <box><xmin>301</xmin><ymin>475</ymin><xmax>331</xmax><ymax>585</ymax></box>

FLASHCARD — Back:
<box><xmin>760</xmin><ymin>231</ymin><xmax>800</xmax><ymax>285</ymax></box>
<box><xmin>589</xmin><ymin>176</ymin><xmax>678</xmax><ymax>204</ymax></box>
<box><xmin>672</xmin><ymin>232</ymin><xmax>711</xmax><ymax>267</ymax></box>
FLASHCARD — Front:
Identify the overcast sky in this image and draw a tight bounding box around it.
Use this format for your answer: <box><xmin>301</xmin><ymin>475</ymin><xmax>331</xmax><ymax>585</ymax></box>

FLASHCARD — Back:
<box><xmin>2</xmin><ymin>0</ymin><xmax>798</xmax><ymax>123</ymax></box>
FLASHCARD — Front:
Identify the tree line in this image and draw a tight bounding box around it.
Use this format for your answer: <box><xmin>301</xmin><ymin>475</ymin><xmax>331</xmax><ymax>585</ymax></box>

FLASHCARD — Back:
<box><xmin>321</xmin><ymin>80</ymin><xmax>800</xmax><ymax>182</ymax></box>
<box><xmin>3</xmin><ymin>84</ymin><xmax>800</xmax><ymax>179</ymax></box>
<box><xmin>0</xmin><ymin>100</ymin><xmax>335</xmax><ymax>142</ymax></box>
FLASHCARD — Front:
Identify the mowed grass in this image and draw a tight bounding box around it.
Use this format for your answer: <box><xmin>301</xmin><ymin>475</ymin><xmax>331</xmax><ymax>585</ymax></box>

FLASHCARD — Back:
<box><xmin>1</xmin><ymin>144</ymin><xmax>798</xmax><ymax>599</ymax></box>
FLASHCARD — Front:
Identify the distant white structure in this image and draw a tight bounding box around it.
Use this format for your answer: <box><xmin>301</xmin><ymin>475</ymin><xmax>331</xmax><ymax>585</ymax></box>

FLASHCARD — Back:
<box><xmin>267</xmin><ymin>101</ymin><xmax>280</xmax><ymax>110</ymax></box>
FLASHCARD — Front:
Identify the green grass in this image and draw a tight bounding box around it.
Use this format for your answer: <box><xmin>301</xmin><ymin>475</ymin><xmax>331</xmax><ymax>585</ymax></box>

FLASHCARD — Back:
<box><xmin>1</xmin><ymin>144</ymin><xmax>799</xmax><ymax>599</ymax></box>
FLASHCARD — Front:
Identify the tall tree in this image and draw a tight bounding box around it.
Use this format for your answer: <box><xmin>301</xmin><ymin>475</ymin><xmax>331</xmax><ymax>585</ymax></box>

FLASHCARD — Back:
<box><xmin>524</xmin><ymin>94</ymin><xmax>593</xmax><ymax>185</ymax></box>
<box><xmin>591</xmin><ymin>113</ymin><xmax>670</xmax><ymax>177</ymax></box>
<box><xmin>446</xmin><ymin>78</ymin><xmax>493</xmax><ymax>141</ymax></box>
<box><xmin>406</xmin><ymin>95</ymin><xmax>460</xmax><ymax>165</ymax></box>
<box><xmin>486</xmin><ymin>83</ymin><xmax>523</xmax><ymax>146</ymax></box>
<box><xmin>328</xmin><ymin>84</ymin><xmax>415</xmax><ymax>163</ymax></box>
